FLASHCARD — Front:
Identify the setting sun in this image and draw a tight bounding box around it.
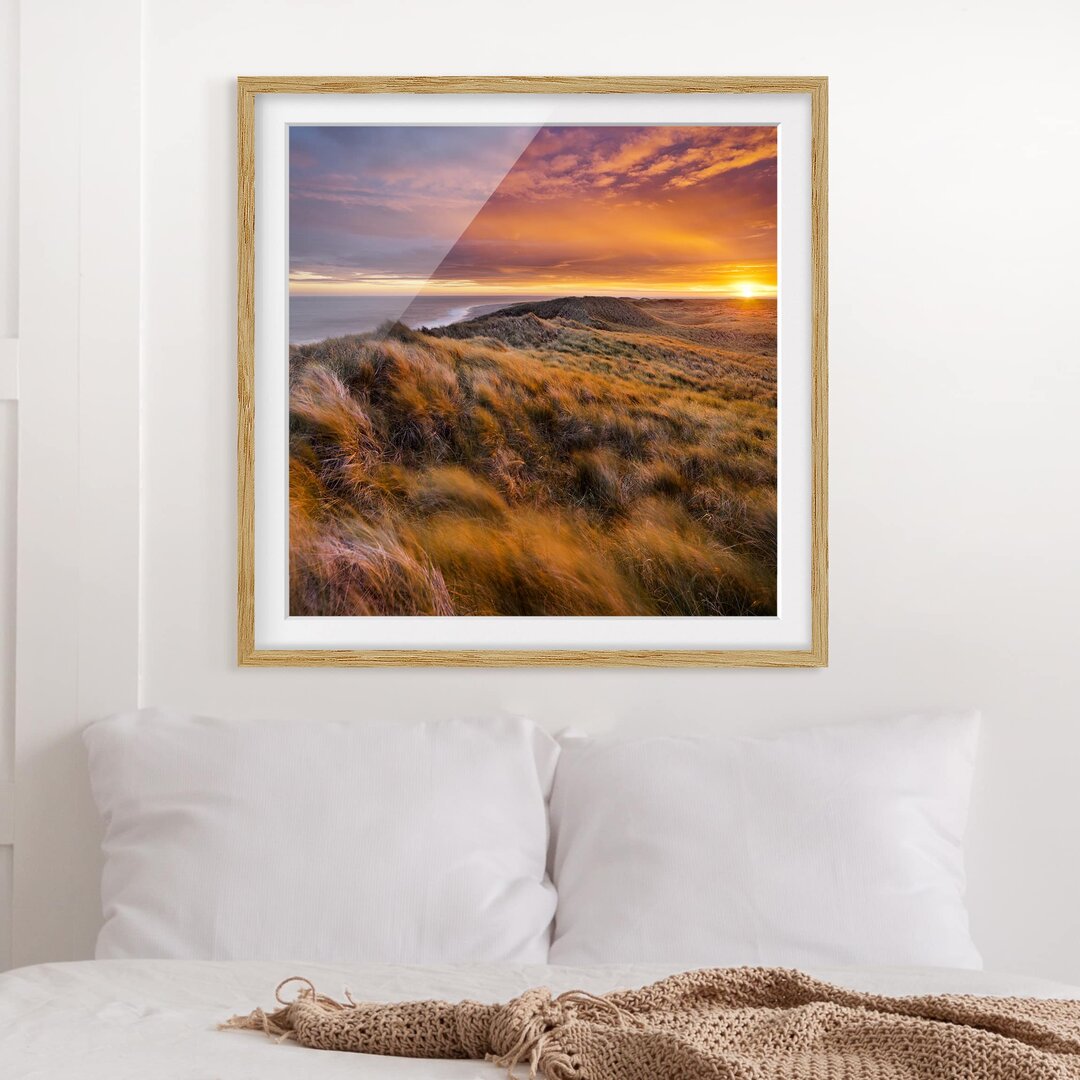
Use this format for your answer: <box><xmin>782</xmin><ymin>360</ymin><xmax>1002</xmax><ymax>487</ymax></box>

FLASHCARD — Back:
<box><xmin>739</xmin><ymin>283</ymin><xmax>757</xmax><ymax>298</ymax></box>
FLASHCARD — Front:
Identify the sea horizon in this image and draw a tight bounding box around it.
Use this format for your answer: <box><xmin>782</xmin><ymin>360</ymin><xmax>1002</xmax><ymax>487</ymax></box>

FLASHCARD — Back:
<box><xmin>289</xmin><ymin>294</ymin><xmax>558</xmax><ymax>345</ymax></box>
<box><xmin>289</xmin><ymin>292</ymin><xmax>774</xmax><ymax>345</ymax></box>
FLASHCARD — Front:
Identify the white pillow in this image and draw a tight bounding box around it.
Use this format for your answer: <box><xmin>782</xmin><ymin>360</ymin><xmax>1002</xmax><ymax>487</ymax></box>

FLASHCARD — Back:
<box><xmin>85</xmin><ymin>709</ymin><xmax>558</xmax><ymax>963</ymax></box>
<box><xmin>549</xmin><ymin>713</ymin><xmax>981</xmax><ymax>969</ymax></box>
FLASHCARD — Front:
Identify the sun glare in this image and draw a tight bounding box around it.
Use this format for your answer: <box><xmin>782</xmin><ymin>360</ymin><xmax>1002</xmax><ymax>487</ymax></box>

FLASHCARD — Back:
<box><xmin>738</xmin><ymin>283</ymin><xmax>757</xmax><ymax>299</ymax></box>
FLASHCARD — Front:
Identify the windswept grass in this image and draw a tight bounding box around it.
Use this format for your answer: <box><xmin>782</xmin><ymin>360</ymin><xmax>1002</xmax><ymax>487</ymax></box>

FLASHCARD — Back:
<box><xmin>289</xmin><ymin>297</ymin><xmax>777</xmax><ymax>616</ymax></box>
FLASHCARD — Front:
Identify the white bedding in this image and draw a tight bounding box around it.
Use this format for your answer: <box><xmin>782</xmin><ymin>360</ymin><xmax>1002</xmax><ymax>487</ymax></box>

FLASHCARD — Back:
<box><xmin>2</xmin><ymin>960</ymin><xmax>1078</xmax><ymax>1079</ymax></box>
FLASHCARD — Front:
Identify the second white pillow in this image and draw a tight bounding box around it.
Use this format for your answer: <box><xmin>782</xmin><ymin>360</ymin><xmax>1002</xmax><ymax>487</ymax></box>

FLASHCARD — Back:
<box><xmin>548</xmin><ymin>713</ymin><xmax>982</xmax><ymax>969</ymax></box>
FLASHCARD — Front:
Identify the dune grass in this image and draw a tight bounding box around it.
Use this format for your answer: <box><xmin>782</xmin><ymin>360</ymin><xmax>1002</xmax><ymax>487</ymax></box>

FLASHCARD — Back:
<box><xmin>288</xmin><ymin>297</ymin><xmax>777</xmax><ymax>617</ymax></box>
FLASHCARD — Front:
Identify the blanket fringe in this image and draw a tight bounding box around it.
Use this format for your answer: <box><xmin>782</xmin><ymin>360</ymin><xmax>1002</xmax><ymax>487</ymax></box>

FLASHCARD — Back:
<box><xmin>219</xmin><ymin>977</ymin><xmax>349</xmax><ymax>1043</ymax></box>
<box><xmin>486</xmin><ymin>989</ymin><xmax>637</xmax><ymax>1080</ymax></box>
<box><xmin>223</xmin><ymin>979</ymin><xmax>630</xmax><ymax>1079</ymax></box>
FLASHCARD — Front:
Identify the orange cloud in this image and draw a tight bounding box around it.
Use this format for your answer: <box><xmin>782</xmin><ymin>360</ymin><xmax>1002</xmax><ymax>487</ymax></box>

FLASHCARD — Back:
<box><xmin>426</xmin><ymin>126</ymin><xmax>777</xmax><ymax>295</ymax></box>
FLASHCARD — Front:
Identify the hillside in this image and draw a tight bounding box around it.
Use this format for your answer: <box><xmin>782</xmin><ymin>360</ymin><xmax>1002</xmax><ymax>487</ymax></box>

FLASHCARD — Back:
<box><xmin>289</xmin><ymin>297</ymin><xmax>777</xmax><ymax>617</ymax></box>
<box><xmin>466</xmin><ymin>295</ymin><xmax>666</xmax><ymax>331</ymax></box>
<box><xmin>429</xmin><ymin>294</ymin><xmax>777</xmax><ymax>354</ymax></box>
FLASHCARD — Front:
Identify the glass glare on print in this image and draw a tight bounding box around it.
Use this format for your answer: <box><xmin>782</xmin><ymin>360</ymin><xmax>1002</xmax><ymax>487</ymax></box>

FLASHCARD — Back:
<box><xmin>287</xmin><ymin>124</ymin><xmax>777</xmax><ymax>617</ymax></box>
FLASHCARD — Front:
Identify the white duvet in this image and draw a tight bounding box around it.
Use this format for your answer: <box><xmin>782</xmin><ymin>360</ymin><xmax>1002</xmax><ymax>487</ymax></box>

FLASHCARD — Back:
<box><xmin>2</xmin><ymin>960</ymin><xmax>1079</xmax><ymax>1079</ymax></box>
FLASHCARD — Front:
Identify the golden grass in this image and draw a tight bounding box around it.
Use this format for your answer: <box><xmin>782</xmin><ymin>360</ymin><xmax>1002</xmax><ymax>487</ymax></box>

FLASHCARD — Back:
<box><xmin>289</xmin><ymin>297</ymin><xmax>777</xmax><ymax>616</ymax></box>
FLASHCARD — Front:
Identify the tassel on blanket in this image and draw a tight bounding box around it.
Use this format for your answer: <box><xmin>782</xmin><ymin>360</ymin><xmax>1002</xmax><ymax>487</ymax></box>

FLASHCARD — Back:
<box><xmin>221</xmin><ymin>978</ymin><xmax>637</xmax><ymax>1079</ymax></box>
<box><xmin>221</xmin><ymin>978</ymin><xmax>346</xmax><ymax>1042</ymax></box>
<box><xmin>486</xmin><ymin>989</ymin><xmax>639</xmax><ymax>1079</ymax></box>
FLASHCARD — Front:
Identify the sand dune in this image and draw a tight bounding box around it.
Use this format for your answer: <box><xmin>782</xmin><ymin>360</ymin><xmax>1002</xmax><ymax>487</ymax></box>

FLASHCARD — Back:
<box><xmin>289</xmin><ymin>297</ymin><xmax>777</xmax><ymax>617</ymax></box>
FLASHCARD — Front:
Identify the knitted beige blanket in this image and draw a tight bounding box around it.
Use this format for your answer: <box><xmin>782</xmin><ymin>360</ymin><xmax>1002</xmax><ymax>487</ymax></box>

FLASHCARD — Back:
<box><xmin>224</xmin><ymin>967</ymin><xmax>1080</xmax><ymax>1079</ymax></box>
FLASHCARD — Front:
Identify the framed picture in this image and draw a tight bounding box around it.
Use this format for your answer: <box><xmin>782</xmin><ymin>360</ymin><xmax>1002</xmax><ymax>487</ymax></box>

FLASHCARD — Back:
<box><xmin>237</xmin><ymin>77</ymin><xmax>827</xmax><ymax>666</ymax></box>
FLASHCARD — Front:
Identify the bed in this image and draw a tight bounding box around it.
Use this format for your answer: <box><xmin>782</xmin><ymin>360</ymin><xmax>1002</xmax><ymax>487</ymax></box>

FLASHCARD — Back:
<box><xmin>4</xmin><ymin>960</ymin><xmax>1080</xmax><ymax>1079</ymax></box>
<box><xmin>7</xmin><ymin>709</ymin><xmax>1063</xmax><ymax>1077</ymax></box>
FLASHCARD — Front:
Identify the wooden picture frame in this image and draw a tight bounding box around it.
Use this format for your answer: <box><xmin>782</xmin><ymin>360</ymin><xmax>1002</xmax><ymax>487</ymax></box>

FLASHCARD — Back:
<box><xmin>238</xmin><ymin>76</ymin><xmax>827</xmax><ymax>667</ymax></box>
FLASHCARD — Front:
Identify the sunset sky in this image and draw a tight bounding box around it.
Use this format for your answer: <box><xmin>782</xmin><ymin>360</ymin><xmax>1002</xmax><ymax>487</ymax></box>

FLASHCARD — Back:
<box><xmin>289</xmin><ymin>125</ymin><xmax>777</xmax><ymax>298</ymax></box>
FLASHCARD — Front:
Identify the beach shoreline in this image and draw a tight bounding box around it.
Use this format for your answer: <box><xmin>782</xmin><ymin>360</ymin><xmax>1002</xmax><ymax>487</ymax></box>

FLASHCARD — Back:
<box><xmin>289</xmin><ymin>295</ymin><xmax>556</xmax><ymax>345</ymax></box>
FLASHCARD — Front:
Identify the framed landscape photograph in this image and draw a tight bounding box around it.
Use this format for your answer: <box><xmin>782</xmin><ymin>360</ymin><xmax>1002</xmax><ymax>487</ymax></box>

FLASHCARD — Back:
<box><xmin>237</xmin><ymin>76</ymin><xmax>827</xmax><ymax>666</ymax></box>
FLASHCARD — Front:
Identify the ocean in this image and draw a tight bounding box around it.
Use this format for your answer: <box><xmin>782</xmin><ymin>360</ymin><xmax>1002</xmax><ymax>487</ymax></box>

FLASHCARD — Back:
<box><xmin>289</xmin><ymin>295</ymin><xmax>557</xmax><ymax>345</ymax></box>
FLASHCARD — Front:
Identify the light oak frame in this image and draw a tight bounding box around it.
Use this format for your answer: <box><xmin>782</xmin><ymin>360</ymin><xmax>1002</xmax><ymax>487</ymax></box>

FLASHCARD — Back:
<box><xmin>237</xmin><ymin>76</ymin><xmax>828</xmax><ymax>667</ymax></box>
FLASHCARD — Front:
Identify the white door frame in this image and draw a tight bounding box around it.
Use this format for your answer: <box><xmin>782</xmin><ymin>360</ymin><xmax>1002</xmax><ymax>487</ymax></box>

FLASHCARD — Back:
<box><xmin>12</xmin><ymin>0</ymin><xmax>141</xmax><ymax>967</ymax></box>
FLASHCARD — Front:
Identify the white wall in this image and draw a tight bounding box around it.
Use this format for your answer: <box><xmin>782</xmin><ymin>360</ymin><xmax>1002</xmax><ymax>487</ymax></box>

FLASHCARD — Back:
<box><xmin>12</xmin><ymin>0</ymin><xmax>1080</xmax><ymax>979</ymax></box>
<box><xmin>139</xmin><ymin>0</ymin><xmax>1080</xmax><ymax>981</ymax></box>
